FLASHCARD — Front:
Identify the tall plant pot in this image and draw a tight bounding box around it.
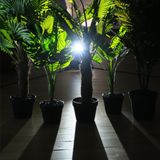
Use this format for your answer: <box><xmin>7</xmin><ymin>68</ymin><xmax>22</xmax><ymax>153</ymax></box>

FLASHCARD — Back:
<box><xmin>10</xmin><ymin>95</ymin><xmax>36</xmax><ymax>118</ymax></box>
<box><xmin>129</xmin><ymin>89</ymin><xmax>158</xmax><ymax>120</ymax></box>
<box><xmin>72</xmin><ymin>97</ymin><xmax>98</xmax><ymax>123</ymax></box>
<box><xmin>102</xmin><ymin>92</ymin><xmax>124</xmax><ymax>114</ymax></box>
<box><xmin>40</xmin><ymin>100</ymin><xmax>64</xmax><ymax>124</ymax></box>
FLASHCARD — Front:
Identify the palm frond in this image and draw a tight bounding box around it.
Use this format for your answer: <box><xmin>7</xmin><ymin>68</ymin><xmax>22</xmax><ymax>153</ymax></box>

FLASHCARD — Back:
<box><xmin>98</xmin><ymin>0</ymin><xmax>114</xmax><ymax>18</ymax></box>
<box><xmin>6</xmin><ymin>19</ymin><xmax>31</xmax><ymax>44</ymax></box>
<box><xmin>0</xmin><ymin>33</ymin><xmax>14</xmax><ymax>54</ymax></box>
<box><xmin>50</xmin><ymin>2</ymin><xmax>81</xmax><ymax>39</ymax></box>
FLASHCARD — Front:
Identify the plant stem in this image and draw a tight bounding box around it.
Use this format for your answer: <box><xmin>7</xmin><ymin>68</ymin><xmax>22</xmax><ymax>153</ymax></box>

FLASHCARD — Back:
<box><xmin>44</xmin><ymin>66</ymin><xmax>56</xmax><ymax>101</ymax></box>
<box><xmin>108</xmin><ymin>61</ymin><xmax>114</xmax><ymax>94</ymax></box>
<box><xmin>15</xmin><ymin>41</ymin><xmax>30</xmax><ymax>98</ymax></box>
<box><xmin>81</xmin><ymin>51</ymin><xmax>92</xmax><ymax>103</ymax></box>
<box><xmin>16</xmin><ymin>57</ymin><xmax>30</xmax><ymax>98</ymax></box>
<box><xmin>79</xmin><ymin>0</ymin><xmax>88</xmax><ymax>30</ymax></box>
<box><xmin>50</xmin><ymin>72</ymin><xmax>56</xmax><ymax>101</ymax></box>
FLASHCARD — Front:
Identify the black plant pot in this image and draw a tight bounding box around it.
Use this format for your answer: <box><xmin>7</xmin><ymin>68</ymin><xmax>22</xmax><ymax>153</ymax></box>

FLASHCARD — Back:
<box><xmin>40</xmin><ymin>100</ymin><xmax>64</xmax><ymax>124</ymax></box>
<box><xmin>102</xmin><ymin>92</ymin><xmax>124</xmax><ymax>114</ymax></box>
<box><xmin>129</xmin><ymin>89</ymin><xmax>158</xmax><ymax>120</ymax></box>
<box><xmin>10</xmin><ymin>95</ymin><xmax>36</xmax><ymax>118</ymax></box>
<box><xmin>72</xmin><ymin>97</ymin><xmax>98</xmax><ymax>123</ymax></box>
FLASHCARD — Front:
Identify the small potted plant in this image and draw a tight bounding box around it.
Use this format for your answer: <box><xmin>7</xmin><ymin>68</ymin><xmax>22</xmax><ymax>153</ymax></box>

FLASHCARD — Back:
<box><xmin>97</xmin><ymin>40</ymin><xmax>129</xmax><ymax>114</ymax></box>
<box><xmin>92</xmin><ymin>2</ymin><xmax>130</xmax><ymax>114</ymax></box>
<box><xmin>30</xmin><ymin>12</ymin><xmax>73</xmax><ymax>124</ymax></box>
<box><xmin>126</xmin><ymin>0</ymin><xmax>160</xmax><ymax>120</ymax></box>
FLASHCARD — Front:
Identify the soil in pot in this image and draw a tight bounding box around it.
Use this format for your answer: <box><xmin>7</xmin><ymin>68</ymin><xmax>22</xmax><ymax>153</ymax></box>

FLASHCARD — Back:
<box><xmin>72</xmin><ymin>97</ymin><xmax>98</xmax><ymax>123</ymax></box>
<box><xmin>40</xmin><ymin>100</ymin><xmax>64</xmax><ymax>124</ymax></box>
<box><xmin>10</xmin><ymin>95</ymin><xmax>36</xmax><ymax>118</ymax></box>
<box><xmin>102</xmin><ymin>92</ymin><xmax>124</xmax><ymax>115</ymax></box>
<box><xmin>129</xmin><ymin>89</ymin><xmax>158</xmax><ymax>120</ymax></box>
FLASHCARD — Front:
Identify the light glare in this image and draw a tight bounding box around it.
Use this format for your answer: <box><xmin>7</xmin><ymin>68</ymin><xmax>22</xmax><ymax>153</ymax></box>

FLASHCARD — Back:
<box><xmin>72</xmin><ymin>41</ymin><xmax>85</xmax><ymax>55</ymax></box>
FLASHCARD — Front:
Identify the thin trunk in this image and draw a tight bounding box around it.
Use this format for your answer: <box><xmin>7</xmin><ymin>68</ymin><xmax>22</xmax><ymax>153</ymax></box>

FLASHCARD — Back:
<box><xmin>44</xmin><ymin>66</ymin><xmax>56</xmax><ymax>101</ymax></box>
<box><xmin>79</xmin><ymin>0</ymin><xmax>87</xmax><ymax>29</ymax></box>
<box><xmin>110</xmin><ymin>72</ymin><xmax>114</xmax><ymax>94</ymax></box>
<box><xmin>50</xmin><ymin>72</ymin><xmax>56</xmax><ymax>101</ymax></box>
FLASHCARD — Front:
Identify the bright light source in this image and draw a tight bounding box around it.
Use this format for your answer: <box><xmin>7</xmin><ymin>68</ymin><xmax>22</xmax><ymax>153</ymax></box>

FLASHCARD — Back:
<box><xmin>71</xmin><ymin>41</ymin><xmax>85</xmax><ymax>55</ymax></box>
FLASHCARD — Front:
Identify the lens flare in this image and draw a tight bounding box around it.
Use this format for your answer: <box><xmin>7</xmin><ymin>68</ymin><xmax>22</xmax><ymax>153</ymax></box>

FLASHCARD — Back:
<box><xmin>71</xmin><ymin>41</ymin><xmax>85</xmax><ymax>55</ymax></box>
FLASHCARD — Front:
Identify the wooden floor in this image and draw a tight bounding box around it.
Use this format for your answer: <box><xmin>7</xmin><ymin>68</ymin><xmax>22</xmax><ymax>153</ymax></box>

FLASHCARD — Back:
<box><xmin>0</xmin><ymin>63</ymin><xmax>160</xmax><ymax>160</ymax></box>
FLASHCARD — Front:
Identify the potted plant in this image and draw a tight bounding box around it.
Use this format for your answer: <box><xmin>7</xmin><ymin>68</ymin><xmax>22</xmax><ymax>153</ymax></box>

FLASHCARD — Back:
<box><xmin>126</xmin><ymin>0</ymin><xmax>160</xmax><ymax>120</ymax></box>
<box><xmin>29</xmin><ymin>11</ymin><xmax>73</xmax><ymax>124</ymax></box>
<box><xmin>101</xmin><ymin>47</ymin><xmax>129</xmax><ymax>115</ymax></box>
<box><xmin>0</xmin><ymin>0</ymin><xmax>40</xmax><ymax>118</ymax></box>
<box><xmin>0</xmin><ymin>0</ymin><xmax>55</xmax><ymax>118</ymax></box>
<box><xmin>96</xmin><ymin>40</ymin><xmax>129</xmax><ymax>115</ymax></box>
<box><xmin>92</xmin><ymin>2</ymin><xmax>130</xmax><ymax>114</ymax></box>
<box><xmin>51</xmin><ymin>0</ymin><xmax>101</xmax><ymax>123</ymax></box>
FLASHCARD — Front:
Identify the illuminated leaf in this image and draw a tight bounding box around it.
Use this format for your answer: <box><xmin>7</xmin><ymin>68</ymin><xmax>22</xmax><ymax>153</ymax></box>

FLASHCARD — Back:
<box><xmin>41</xmin><ymin>15</ymin><xmax>54</xmax><ymax>34</ymax></box>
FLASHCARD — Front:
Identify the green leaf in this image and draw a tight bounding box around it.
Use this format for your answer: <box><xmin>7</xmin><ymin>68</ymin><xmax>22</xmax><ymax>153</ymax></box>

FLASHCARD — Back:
<box><xmin>92</xmin><ymin>51</ymin><xmax>103</xmax><ymax>63</ymax></box>
<box><xmin>98</xmin><ymin>0</ymin><xmax>114</xmax><ymax>18</ymax></box>
<box><xmin>41</xmin><ymin>15</ymin><xmax>54</xmax><ymax>34</ymax></box>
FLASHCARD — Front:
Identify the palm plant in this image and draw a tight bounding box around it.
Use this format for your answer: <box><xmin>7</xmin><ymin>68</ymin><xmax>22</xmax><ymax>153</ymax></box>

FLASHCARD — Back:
<box><xmin>93</xmin><ymin>0</ymin><xmax>131</xmax><ymax>93</ymax></box>
<box><xmin>90</xmin><ymin>0</ymin><xmax>130</xmax><ymax>114</ymax></box>
<box><xmin>29</xmin><ymin>13</ymin><xmax>72</xmax><ymax>101</ymax></box>
<box><xmin>50</xmin><ymin>0</ymin><xmax>130</xmax><ymax>121</ymax></box>
<box><xmin>0</xmin><ymin>0</ymin><xmax>31</xmax><ymax>97</ymax></box>
<box><xmin>28</xmin><ymin>9</ymin><xmax>73</xmax><ymax>123</ymax></box>
<box><xmin>125</xmin><ymin>0</ymin><xmax>160</xmax><ymax>90</ymax></box>
<box><xmin>94</xmin><ymin>28</ymin><xmax>129</xmax><ymax>94</ymax></box>
<box><xmin>49</xmin><ymin>0</ymin><xmax>101</xmax><ymax>122</ymax></box>
<box><xmin>0</xmin><ymin>0</ymin><xmax>52</xmax><ymax>118</ymax></box>
<box><xmin>0</xmin><ymin>0</ymin><xmax>51</xmax><ymax>98</ymax></box>
<box><xmin>123</xmin><ymin>0</ymin><xmax>160</xmax><ymax>120</ymax></box>
<box><xmin>51</xmin><ymin>0</ymin><xmax>112</xmax><ymax>102</ymax></box>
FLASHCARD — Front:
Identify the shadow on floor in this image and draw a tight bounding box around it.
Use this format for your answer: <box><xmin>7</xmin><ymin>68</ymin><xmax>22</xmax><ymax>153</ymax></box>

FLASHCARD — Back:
<box><xmin>18</xmin><ymin>124</ymin><xmax>59</xmax><ymax>160</ymax></box>
<box><xmin>137</xmin><ymin>118</ymin><xmax>160</xmax><ymax>143</ymax></box>
<box><xmin>72</xmin><ymin>122</ymin><xmax>108</xmax><ymax>160</ymax></box>
<box><xmin>0</xmin><ymin>118</ymin><xmax>28</xmax><ymax>151</ymax></box>
<box><xmin>108</xmin><ymin>114</ymin><xmax>160</xmax><ymax>160</ymax></box>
